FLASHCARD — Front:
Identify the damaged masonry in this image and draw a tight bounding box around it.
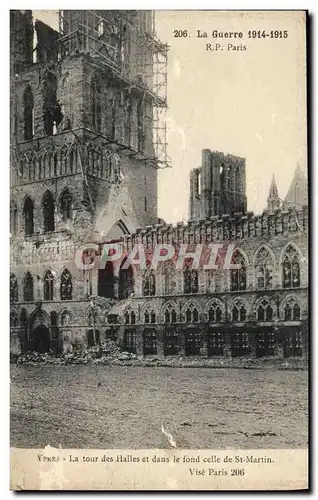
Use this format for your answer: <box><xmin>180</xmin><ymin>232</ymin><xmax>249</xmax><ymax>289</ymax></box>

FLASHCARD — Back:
<box><xmin>10</xmin><ymin>10</ymin><xmax>308</xmax><ymax>364</ymax></box>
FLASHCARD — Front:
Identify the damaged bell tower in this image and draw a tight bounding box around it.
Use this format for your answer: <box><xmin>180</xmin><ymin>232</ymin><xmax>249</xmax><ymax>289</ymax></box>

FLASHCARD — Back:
<box><xmin>10</xmin><ymin>10</ymin><xmax>169</xmax><ymax>353</ymax></box>
<box><xmin>10</xmin><ymin>10</ymin><xmax>169</xmax><ymax>239</ymax></box>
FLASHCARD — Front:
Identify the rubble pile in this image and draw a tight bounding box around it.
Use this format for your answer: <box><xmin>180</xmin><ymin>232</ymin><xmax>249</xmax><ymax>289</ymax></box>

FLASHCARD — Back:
<box><xmin>10</xmin><ymin>345</ymin><xmax>307</xmax><ymax>370</ymax></box>
<box><xmin>11</xmin><ymin>340</ymin><xmax>138</xmax><ymax>366</ymax></box>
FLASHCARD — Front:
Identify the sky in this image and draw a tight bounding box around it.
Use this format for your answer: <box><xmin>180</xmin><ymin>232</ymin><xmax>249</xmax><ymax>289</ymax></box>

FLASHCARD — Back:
<box><xmin>33</xmin><ymin>10</ymin><xmax>307</xmax><ymax>224</ymax></box>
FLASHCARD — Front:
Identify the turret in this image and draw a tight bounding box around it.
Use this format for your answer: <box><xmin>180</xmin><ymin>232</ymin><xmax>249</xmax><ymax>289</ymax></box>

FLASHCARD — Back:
<box><xmin>267</xmin><ymin>173</ymin><xmax>280</xmax><ymax>213</ymax></box>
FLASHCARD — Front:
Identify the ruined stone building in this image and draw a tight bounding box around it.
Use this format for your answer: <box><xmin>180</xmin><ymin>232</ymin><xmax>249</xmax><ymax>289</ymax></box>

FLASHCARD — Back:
<box><xmin>189</xmin><ymin>150</ymin><xmax>247</xmax><ymax>220</ymax></box>
<box><xmin>10</xmin><ymin>10</ymin><xmax>308</xmax><ymax>360</ymax></box>
<box><xmin>10</xmin><ymin>9</ymin><xmax>168</xmax><ymax>353</ymax></box>
<box><xmin>106</xmin><ymin>157</ymin><xmax>308</xmax><ymax>360</ymax></box>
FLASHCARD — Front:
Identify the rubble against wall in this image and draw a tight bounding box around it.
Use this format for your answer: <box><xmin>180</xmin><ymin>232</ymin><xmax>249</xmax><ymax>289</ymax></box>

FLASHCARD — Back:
<box><xmin>11</xmin><ymin>339</ymin><xmax>307</xmax><ymax>370</ymax></box>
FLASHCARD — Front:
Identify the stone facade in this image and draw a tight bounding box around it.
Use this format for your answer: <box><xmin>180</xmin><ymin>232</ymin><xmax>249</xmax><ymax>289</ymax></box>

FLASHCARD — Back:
<box><xmin>107</xmin><ymin>203</ymin><xmax>308</xmax><ymax>360</ymax></box>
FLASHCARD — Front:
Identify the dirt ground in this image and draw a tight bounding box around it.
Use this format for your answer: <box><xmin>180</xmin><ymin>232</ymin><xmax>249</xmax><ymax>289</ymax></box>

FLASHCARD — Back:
<box><xmin>10</xmin><ymin>365</ymin><xmax>308</xmax><ymax>449</ymax></box>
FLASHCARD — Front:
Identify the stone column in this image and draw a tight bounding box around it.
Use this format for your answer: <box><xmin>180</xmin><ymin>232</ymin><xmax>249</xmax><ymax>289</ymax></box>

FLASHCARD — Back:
<box><xmin>223</xmin><ymin>330</ymin><xmax>232</xmax><ymax>358</ymax></box>
<box><xmin>200</xmin><ymin>326</ymin><xmax>208</xmax><ymax>357</ymax></box>
<box><xmin>178</xmin><ymin>327</ymin><xmax>186</xmax><ymax>357</ymax></box>
<box><xmin>274</xmin><ymin>325</ymin><xmax>285</xmax><ymax>359</ymax></box>
<box><xmin>156</xmin><ymin>325</ymin><xmax>165</xmax><ymax>359</ymax></box>
<box><xmin>248</xmin><ymin>329</ymin><xmax>257</xmax><ymax>358</ymax></box>
<box><xmin>136</xmin><ymin>325</ymin><xmax>144</xmax><ymax>357</ymax></box>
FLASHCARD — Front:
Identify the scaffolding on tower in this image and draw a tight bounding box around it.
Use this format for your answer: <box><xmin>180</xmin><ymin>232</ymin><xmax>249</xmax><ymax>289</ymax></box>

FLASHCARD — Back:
<box><xmin>57</xmin><ymin>10</ymin><xmax>170</xmax><ymax>169</ymax></box>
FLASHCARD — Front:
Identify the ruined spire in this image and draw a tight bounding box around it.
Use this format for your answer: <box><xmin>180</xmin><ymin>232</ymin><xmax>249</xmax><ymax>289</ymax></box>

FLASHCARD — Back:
<box><xmin>267</xmin><ymin>173</ymin><xmax>280</xmax><ymax>213</ymax></box>
<box><xmin>269</xmin><ymin>173</ymin><xmax>279</xmax><ymax>198</ymax></box>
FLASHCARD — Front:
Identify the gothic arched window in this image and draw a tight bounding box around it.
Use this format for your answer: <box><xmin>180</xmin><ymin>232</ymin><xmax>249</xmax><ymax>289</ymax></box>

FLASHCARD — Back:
<box><xmin>171</xmin><ymin>308</ymin><xmax>177</xmax><ymax>323</ymax></box>
<box><xmin>255</xmin><ymin>247</ymin><xmax>274</xmax><ymax>290</ymax></box>
<box><xmin>232</xmin><ymin>305</ymin><xmax>239</xmax><ymax>322</ymax></box>
<box><xmin>42</xmin><ymin>190</ymin><xmax>55</xmax><ymax>233</ymax></box>
<box><xmin>60</xmin><ymin>268</ymin><xmax>72</xmax><ymax>300</ymax></box>
<box><xmin>282</xmin><ymin>246</ymin><xmax>301</xmax><ymax>288</ymax></box>
<box><xmin>164</xmin><ymin>309</ymin><xmax>170</xmax><ymax>324</ymax></box>
<box><xmin>144</xmin><ymin>309</ymin><xmax>156</xmax><ymax>324</ymax></box>
<box><xmin>164</xmin><ymin>305</ymin><xmax>177</xmax><ymax>324</ymax></box>
<box><xmin>142</xmin><ymin>270</ymin><xmax>156</xmax><ymax>297</ymax></box>
<box><xmin>150</xmin><ymin>310</ymin><xmax>156</xmax><ymax>324</ymax></box>
<box><xmin>10</xmin><ymin>273</ymin><xmax>18</xmax><ymax>303</ymax></box>
<box><xmin>131</xmin><ymin>311</ymin><xmax>136</xmax><ymax>324</ymax></box>
<box><xmin>59</xmin><ymin>188</ymin><xmax>73</xmax><ymax>223</ymax></box>
<box><xmin>124</xmin><ymin>308</ymin><xmax>136</xmax><ymax>325</ymax></box>
<box><xmin>44</xmin><ymin>270</ymin><xmax>54</xmax><ymax>301</ymax></box>
<box><xmin>185</xmin><ymin>305</ymin><xmax>199</xmax><ymax>323</ymax></box>
<box><xmin>230</xmin><ymin>251</ymin><xmax>247</xmax><ymax>291</ymax></box>
<box><xmin>284</xmin><ymin>299</ymin><xmax>301</xmax><ymax>321</ymax></box>
<box><xmin>207</xmin><ymin>301</ymin><xmax>223</xmax><ymax>323</ymax></box>
<box><xmin>294</xmin><ymin>303</ymin><xmax>301</xmax><ymax>320</ymax></box>
<box><xmin>162</xmin><ymin>263</ymin><xmax>175</xmax><ymax>295</ymax></box>
<box><xmin>183</xmin><ymin>267</ymin><xmax>198</xmax><ymax>294</ymax></box>
<box><xmin>23</xmin><ymin>196</ymin><xmax>34</xmax><ymax>236</ymax></box>
<box><xmin>232</xmin><ymin>301</ymin><xmax>247</xmax><ymax>322</ymax></box>
<box><xmin>23</xmin><ymin>85</ymin><xmax>34</xmax><ymax>140</ymax></box>
<box><xmin>60</xmin><ymin>309</ymin><xmax>72</xmax><ymax>326</ymax></box>
<box><xmin>69</xmin><ymin>147</ymin><xmax>76</xmax><ymax>173</ymax></box>
<box><xmin>184</xmin><ymin>267</ymin><xmax>191</xmax><ymax>293</ymax></box>
<box><xmin>10</xmin><ymin>201</ymin><xmax>18</xmax><ymax>237</ymax></box>
<box><xmin>186</xmin><ymin>308</ymin><xmax>192</xmax><ymax>322</ymax></box>
<box><xmin>23</xmin><ymin>272</ymin><xmax>33</xmax><ymax>302</ymax></box>
<box><xmin>192</xmin><ymin>308</ymin><xmax>199</xmax><ymax>323</ymax></box>
<box><xmin>43</xmin><ymin>72</ymin><xmax>62</xmax><ymax>136</ymax></box>
<box><xmin>205</xmin><ymin>269</ymin><xmax>215</xmax><ymax>293</ymax></box>
<box><xmin>124</xmin><ymin>311</ymin><xmax>130</xmax><ymax>325</ymax></box>
<box><xmin>257</xmin><ymin>299</ymin><xmax>274</xmax><ymax>321</ymax></box>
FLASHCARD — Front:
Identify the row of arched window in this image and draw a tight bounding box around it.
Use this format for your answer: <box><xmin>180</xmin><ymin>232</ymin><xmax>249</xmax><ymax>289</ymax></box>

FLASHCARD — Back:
<box><xmin>123</xmin><ymin>297</ymin><xmax>302</xmax><ymax>325</ymax></box>
<box><xmin>16</xmin><ymin>147</ymin><xmax>78</xmax><ymax>182</ymax></box>
<box><xmin>10</xmin><ymin>188</ymin><xmax>72</xmax><ymax>237</ymax></box>
<box><xmin>10</xmin><ymin>307</ymin><xmax>73</xmax><ymax>328</ymax></box>
<box><xmin>9</xmin><ymin>297</ymin><xmax>303</xmax><ymax>331</ymax></box>
<box><xmin>14</xmin><ymin>143</ymin><xmax>120</xmax><ymax>187</ymax></box>
<box><xmin>141</xmin><ymin>245</ymin><xmax>302</xmax><ymax>295</ymax></box>
<box><xmin>10</xmin><ymin>269</ymin><xmax>72</xmax><ymax>303</ymax></box>
<box><xmin>22</xmin><ymin>79</ymin><xmax>144</xmax><ymax>155</ymax></box>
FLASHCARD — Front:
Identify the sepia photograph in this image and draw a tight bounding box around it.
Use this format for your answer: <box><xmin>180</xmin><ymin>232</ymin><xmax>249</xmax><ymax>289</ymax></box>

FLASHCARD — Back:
<box><xmin>9</xmin><ymin>8</ymin><xmax>308</xmax><ymax>490</ymax></box>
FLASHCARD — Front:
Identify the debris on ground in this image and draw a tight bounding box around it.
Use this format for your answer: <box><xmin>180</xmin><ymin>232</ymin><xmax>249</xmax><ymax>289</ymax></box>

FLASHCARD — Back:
<box><xmin>11</xmin><ymin>340</ymin><xmax>137</xmax><ymax>366</ymax></box>
<box><xmin>10</xmin><ymin>342</ymin><xmax>307</xmax><ymax>371</ymax></box>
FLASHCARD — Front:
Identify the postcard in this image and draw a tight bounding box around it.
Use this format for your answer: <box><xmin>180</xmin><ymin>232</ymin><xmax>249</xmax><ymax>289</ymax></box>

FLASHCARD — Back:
<box><xmin>10</xmin><ymin>9</ymin><xmax>308</xmax><ymax>490</ymax></box>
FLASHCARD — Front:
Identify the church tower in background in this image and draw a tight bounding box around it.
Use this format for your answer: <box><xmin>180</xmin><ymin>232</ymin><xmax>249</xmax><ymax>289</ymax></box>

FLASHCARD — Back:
<box><xmin>267</xmin><ymin>173</ymin><xmax>281</xmax><ymax>213</ymax></box>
